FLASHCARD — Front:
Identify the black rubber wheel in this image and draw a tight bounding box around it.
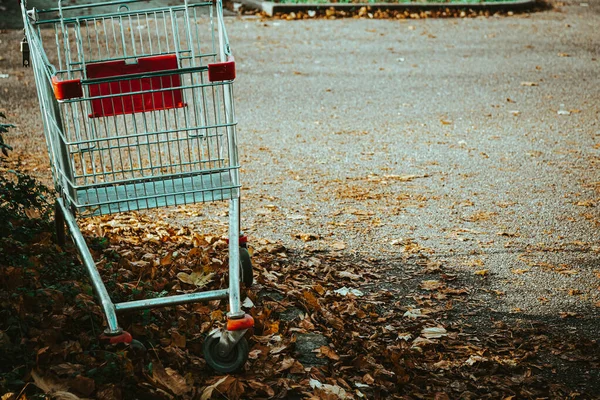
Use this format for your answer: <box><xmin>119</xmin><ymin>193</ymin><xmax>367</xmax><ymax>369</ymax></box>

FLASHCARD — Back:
<box><xmin>130</xmin><ymin>339</ymin><xmax>147</xmax><ymax>352</ymax></box>
<box><xmin>239</xmin><ymin>247</ymin><xmax>253</xmax><ymax>287</ymax></box>
<box><xmin>54</xmin><ymin>201</ymin><xmax>66</xmax><ymax>247</ymax></box>
<box><xmin>203</xmin><ymin>333</ymin><xmax>249</xmax><ymax>373</ymax></box>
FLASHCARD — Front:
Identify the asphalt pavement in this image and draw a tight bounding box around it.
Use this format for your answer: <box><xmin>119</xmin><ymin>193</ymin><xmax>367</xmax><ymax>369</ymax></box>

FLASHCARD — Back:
<box><xmin>224</xmin><ymin>2</ymin><xmax>600</xmax><ymax>333</ymax></box>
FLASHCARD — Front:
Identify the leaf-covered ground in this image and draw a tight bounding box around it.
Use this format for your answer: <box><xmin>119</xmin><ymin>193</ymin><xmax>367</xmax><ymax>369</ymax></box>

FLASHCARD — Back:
<box><xmin>1</xmin><ymin>168</ymin><xmax>598</xmax><ymax>399</ymax></box>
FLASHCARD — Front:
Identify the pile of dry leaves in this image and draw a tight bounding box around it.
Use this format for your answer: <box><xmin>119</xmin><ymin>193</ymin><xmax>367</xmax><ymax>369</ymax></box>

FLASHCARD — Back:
<box><xmin>1</xmin><ymin>199</ymin><xmax>598</xmax><ymax>398</ymax></box>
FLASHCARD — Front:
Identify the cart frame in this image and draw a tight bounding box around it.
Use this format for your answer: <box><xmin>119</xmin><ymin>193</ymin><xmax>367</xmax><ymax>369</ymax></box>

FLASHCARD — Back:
<box><xmin>21</xmin><ymin>0</ymin><xmax>254</xmax><ymax>372</ymax></box>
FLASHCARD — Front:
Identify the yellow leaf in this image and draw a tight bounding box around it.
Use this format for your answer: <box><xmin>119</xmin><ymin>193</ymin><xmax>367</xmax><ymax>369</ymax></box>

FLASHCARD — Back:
<box><xmin>511</xmin><ymin>268</ymin><xmax>529</xmax><ymax>275</ymax></box>
<box><xmin>467</xmin><ymin>259</ymin><xmax>485</xmax><ymax>267</ymax></box>
<box><xmin>474</xmin><ymin>269</ymin><xmax>489</xmax><ymax>276</ymax></box>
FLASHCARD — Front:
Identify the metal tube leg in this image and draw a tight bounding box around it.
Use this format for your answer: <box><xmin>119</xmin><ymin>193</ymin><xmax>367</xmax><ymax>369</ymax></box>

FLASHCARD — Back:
<box><xmin>228</xmin><ymin>198</ymin><xmax>243</xmax><ymax>319</ymax></box>
<box><xmin>57</xmin><ymin>198</ymin><xmax>121</xmax><ymax>335</ymax></box>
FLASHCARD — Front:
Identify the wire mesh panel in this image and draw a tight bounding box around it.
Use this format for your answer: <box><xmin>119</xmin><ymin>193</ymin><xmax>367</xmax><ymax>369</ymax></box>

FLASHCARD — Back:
<box><xmin>26</xmin><ymin>0</ymin><xmax>239</xmax><ymax>217</ymax></box>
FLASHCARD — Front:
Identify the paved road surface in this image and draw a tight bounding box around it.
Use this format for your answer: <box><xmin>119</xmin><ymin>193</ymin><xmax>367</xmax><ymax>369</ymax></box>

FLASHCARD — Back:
<box><xmin>227</xmin><ymin>2</ymin><xmax>600</xmax><ymax>330</ymax></box>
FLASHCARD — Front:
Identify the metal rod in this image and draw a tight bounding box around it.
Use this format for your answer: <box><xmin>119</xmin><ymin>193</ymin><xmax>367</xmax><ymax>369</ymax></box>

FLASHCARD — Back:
<box><xmin>57</xmin><ymin>198</ymin><xmax>121</xmax><ymax>334</ymax></box>
<box><xmin>39</xmin><ymin>0</ymin><xmax>151</xmax><ymax>13</ymax></box>
<box><xmin>115</xmin><ymin>289</ymin><xmax>229</xmax><ymax>312</ymax></box>
<box><xmin>35</xmin><ymin>3</ymin><xmax>212</xmax><ymax>26</ymax></box>
<box><xmin>228</xmin><ymin>198</ymin><xmax>244</xmax><ymax>318</ymax></box>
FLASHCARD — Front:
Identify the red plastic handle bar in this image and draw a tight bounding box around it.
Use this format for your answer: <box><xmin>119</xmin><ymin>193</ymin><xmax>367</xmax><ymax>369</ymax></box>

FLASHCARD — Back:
<box><xmin>52</xmin><ymin>76</ymin><xmax>83</xmax><ymax>100</ymax></box>
<box><xmin>208</xmin><ymin>56</ymin><xmax>235</xmax><ymax>82</ymax></box>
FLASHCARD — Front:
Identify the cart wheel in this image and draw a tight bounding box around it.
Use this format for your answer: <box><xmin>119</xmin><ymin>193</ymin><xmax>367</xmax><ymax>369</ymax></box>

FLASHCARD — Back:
<box><xmin>203</xmin><ymin>332</ymin><xmax>249</xmax><ymax>373</ymax></box>
<box><xmin>239</xmin><ymin>247</ymin><xmax>253</xmax><ymax>287</ymax></box>
<box><xmin>130</xmin><ymin>339</ymin><xmax>147</xmax><ymax>353</ymax></box>
<box><xmin>54</xmin><ymin>201</ymin><xmax>66</xmax><ymax>247</ymax></box>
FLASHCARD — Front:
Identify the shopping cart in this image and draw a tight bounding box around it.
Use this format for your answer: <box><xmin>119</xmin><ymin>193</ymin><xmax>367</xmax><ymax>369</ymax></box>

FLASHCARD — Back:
<box><xmin>21</xmin><ymin>0</ymin><xmax>254</xmax><ymax>372</ymax></box>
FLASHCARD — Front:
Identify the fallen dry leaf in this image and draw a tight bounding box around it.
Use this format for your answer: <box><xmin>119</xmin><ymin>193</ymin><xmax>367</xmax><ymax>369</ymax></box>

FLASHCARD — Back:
<box><xmin>293</xmin><ymin>232</ymin><xmax>320</xmax><ymax>242</ymax></box>
<box><xmin>421</xmin><ymin>280</ymin><xmax>443</xmax><ymax>291</ymax></box>
<box><xmin>150</xmin><ymin>362</ymin><xmax>191</xmax><ymax>396</ymax></box>
<box><xmin>177</xmin><ymin>271</ymin><xmax>214</xmax><ymax>288</ymax></box>
<box><xmin>315</xmin><ymin>345</ymin><xmax>340</xmax><ymax>361</ymax></box>
<box><xmin>200</xmin><ymin>376</ymin><xmax>229</xmax><ymax>400</ymax></box>
<box><xmin>421</xmin><ymin>326</ymin><xmax>448</xmax><ymax>339</ymax></box>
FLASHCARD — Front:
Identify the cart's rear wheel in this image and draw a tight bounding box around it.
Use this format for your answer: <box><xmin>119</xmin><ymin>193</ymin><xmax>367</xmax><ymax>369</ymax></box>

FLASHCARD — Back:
<box><xmin>203</xmin><ymin>332</ymin><xmax>249</xmax><ymax>373</ymax></box>
<box><xmin>54</xmin><ymin>201</ymin><xmax>66</xmax><ymax>247</ymax></box>
<box><xmin>239</xmin><ymin>247</ymin><xmax>253</xmax><ymax>287</ymax></box>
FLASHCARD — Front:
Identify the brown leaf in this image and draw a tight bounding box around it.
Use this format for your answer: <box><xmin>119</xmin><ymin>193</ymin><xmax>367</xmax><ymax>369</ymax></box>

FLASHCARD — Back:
<box><xmin>303</xmin><ymin>290</ymin><xmax>321</xmax><ymax>311</ymax></box>
<box><xmin>49</xmin><ymin>363</ymin><xmax>84</xmax><ymax>377</ymax></box>
<box><xmin>289</xmin><ymin>360</ymin><xmax>305</xmax><ymax>374</ymax></box>
<box><xmin>559</xmin><ymin>311</ymin><xmax>580</xmax><ymax>319</ymax></box>
<box><xmin>68</xmin><ymin>375</ymin><xmax>95</xmax><ymax>397</ymax></box>
<box><xmin>277</xmin><ymin>357</ymin><xmax>296</xmax><ymax>372</ymax></box>
<box><xmin>313</xmin><ymin>284</ymin><xmax>326</xmax><ymax>295</ymax></box>
<box><xmin>300</xmin><ymin>318</ymin><xmax>315</xmax><ymax>331</ymax></box>
<box><xmin>277</xmin><ymin>356</ymin><xmax>304</xmax><ymax>373</ymax></box>
<box><xmin>30</xmin><ymin>370</ymin><xmax>81</xmax><ymax>399</ymax></box>
<box><xmin>160</xmin><ymin>252</ymin><xmax>173</xmax><ymax>266</ymax></box>
<box><xmin>293</xmin><ymin>232</ymin><xmax>320</xmax><ymax>242</ymax></box>
<box><xmin>151</xmin><ymin>362</ymin><xmax>191</xmax><ymax>396</ymax></box>
<box><xmin>247</xmin><ymin>380</ymin><xmax>275</xmax><ymax>397</ymax></box>
<box><xmin>31</xmin><ymin>370</ymin><xmax>66</xmax><ymax>393</ymax></box>
<box><xmin>170</xmin><ymin>329</ymin><xmax>186</xmax><ymax>349</ymax></box>
<box><xmin>315</xmin><ymin>345</ymin><xmax>340</xmax><ymax>361</ymax></box>
<box><xmin>263</xmin><ymin>321</ymin><xmax>280</xmax><ymax>335</ymax></box>
<box><xmin>219</xmin><ymin>376</ymin><xmax>245</xmax><ymax>399</ymax></box>
<box><xmin>269</xmin><ymin>344</ymin><xmax>288</xmax><ymax>354</ymax></box>
<box><xmin>200</xmin><ymin>376</ymin><xmax>229</xmax><ymax>400</ymax></box>
<box><xmin>96</xmin><ymin>384</ymin><xmax>122</xmax><ymax>400</ymax></box>
<box><xmin>421</xmin><ymin>280</ymin><xmax>443</xmax><ymax>291</ymax></box>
